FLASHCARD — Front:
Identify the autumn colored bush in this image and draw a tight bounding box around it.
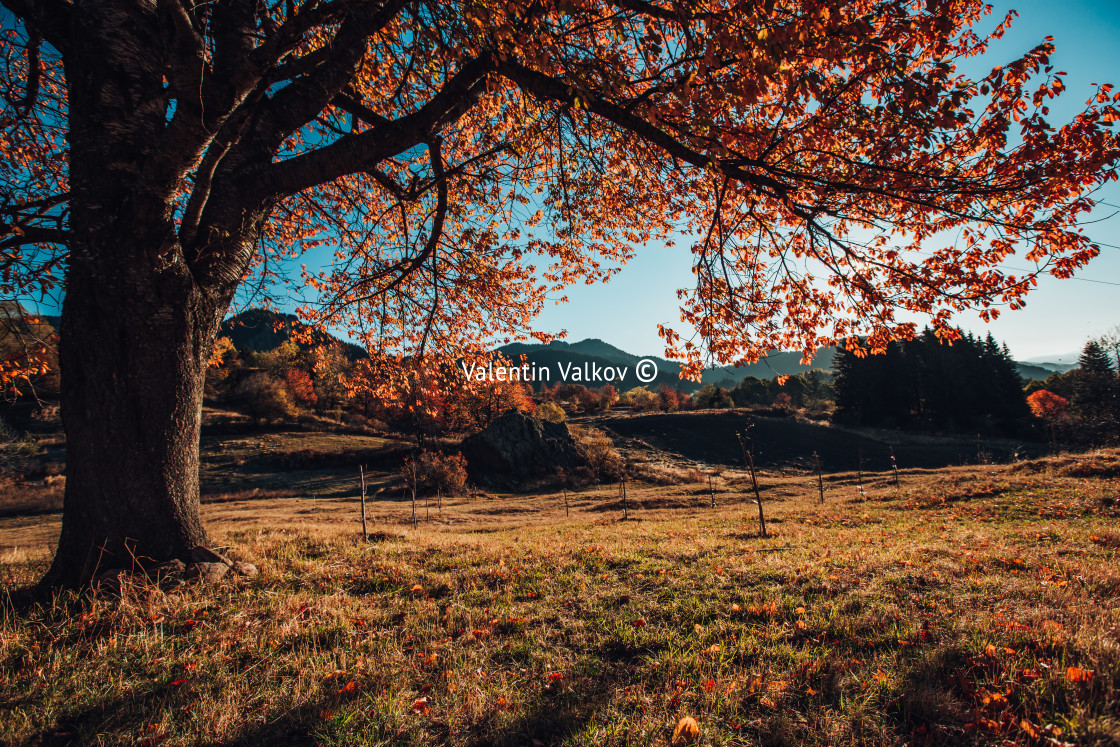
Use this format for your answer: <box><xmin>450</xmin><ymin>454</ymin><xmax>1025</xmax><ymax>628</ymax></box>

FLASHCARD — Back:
<box><xmin>1027</xmin><ymin>390</ymin><xmax>1070</xmax><ymax>420</ymax></box>
<box><xmin>401</xmin><ymin>450</ymin><xmax>469</xmax><ymax>496</ymax></box>
<box><xmin>284</xmin><ymin>369</ymin><xmax>319</xmax><ymax>407</ymax></box>
<box><xmin>1028</xmin><ymin>389</ymin><xmax>1071</xmax><ymax>453</ymax></box>
<box><xmin>569</xmin><ymin>425</ymin><xmax>624</xmax><ymax>481</ymax></box>
<box><xmin>536</xmin><ymin>401</ymin><xmax>566</xmax><ymax>423</ymax></box>
<box><xmin>233</xmin><ymin>373</ymin><xmax>299</xmax><ymax>423</ymax></box>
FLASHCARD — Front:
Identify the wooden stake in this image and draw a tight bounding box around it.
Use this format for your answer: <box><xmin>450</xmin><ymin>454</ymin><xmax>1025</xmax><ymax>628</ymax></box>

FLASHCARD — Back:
<box><xmin>563</xmin><ymin>488</ymin><xmax>569</xmax><ymax>517</ymax></box>
<box><xmin>857</xmin><ymin>448</ymin><xmax>865</xmax><ymax>499</ymax></box>
<box><xmin>889</xmin><ymin>446</ymin><xmax>900</xmax><ymax>488</ymax></box>
<box><xmin>735</xmin><ymin>431</ymin><xmax>750</xmax><ymax>504</ymax></box>
<box><xmin>708</xmin><ymin>474</ymin><xmax>715</xmax><ymax>509</ymax></box>
<box><xmin>813</xmin><ymin>451</ymin><xmax>824</xmax><ymax>504</ymax></box>
<box><xmin>438</xmin><ymin>488</ymin><xmax>442</xmax><ymax>513</ymax></box>
<box><xmin>745</xmin><ymin>442</ymin><xmax>765</xmax><ymax>537</ymax></box>
<box><xmin>409</xmin><ymin>461</ymin><xmax>418</xmax><ymax>530</ymax></box>
<box><xmin>359</xmin><ymin>465</ymin><xmax>368</xmax><ymax>542</ymax></box>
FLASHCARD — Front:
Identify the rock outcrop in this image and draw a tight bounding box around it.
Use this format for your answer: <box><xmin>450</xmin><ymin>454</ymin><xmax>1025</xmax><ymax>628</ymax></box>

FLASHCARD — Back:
<box><xmin>461</xmin><ymin>409</ymin><xmax>589</xmax><ymax>483</ymax></box>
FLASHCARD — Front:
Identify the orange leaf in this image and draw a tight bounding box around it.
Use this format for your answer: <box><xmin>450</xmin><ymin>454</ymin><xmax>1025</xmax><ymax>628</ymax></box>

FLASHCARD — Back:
<box><xmin>671</xmin><ymin>716</ymin><xmax>700</xmax><ymax>745</ymax></box>
<box><xmin>1066</xmin><ymin>666</ymin><xmax>1094</xmax><ymax>683</ymax></box>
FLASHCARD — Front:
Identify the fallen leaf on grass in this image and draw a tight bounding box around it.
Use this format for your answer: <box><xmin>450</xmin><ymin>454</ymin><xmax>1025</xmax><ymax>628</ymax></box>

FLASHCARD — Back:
<box><xmin>671</xmin><ymin>716</ymin><xmax>700</xmax><ymax>745</ymax></box>
<box><xmin>1066</xmin><ymin>666</ymin><xmax>1094</xmax><ymax>682</ymax></box>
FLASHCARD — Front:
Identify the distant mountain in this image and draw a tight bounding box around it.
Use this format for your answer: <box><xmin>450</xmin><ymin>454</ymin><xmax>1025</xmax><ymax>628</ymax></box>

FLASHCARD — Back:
<box><xmin>220</xmin><ymin>309</ymin><xmax>365</xmax><ymax>359</ymax></box>
<box><xmin>1024</xmin><ymin>351</ymin><xmax>1082</xmax><ymax>365</ymax></box>
<box><xmin>1016</xmin><ymin>362</ymin><xmax>1066</xmax><ymax>381</ymax></box>
<box><xmin>496</xmin><ymin>339</ymin><xmax>839</xmax><ymax>392</ymax></box>
<box><xmin>497</xmin><ymin>339</ymin><xmax>698</xmax><ymax>392</ymax></box>
<box><xmin>700</xmin><ymin>348</ymin><xmax>837</xmax><ymax>386</ymax></box>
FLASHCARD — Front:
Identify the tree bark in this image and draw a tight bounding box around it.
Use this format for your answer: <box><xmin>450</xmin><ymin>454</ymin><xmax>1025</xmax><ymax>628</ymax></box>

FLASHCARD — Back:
<box><xmin>43</xmin><ymin>261</ymin><xmax>222</xmax><ymax>587</ymax></box>
<box><xmin>40</xmin><ymin>4</ymin><xmax>249</xmax><ymax>587</ymax></box>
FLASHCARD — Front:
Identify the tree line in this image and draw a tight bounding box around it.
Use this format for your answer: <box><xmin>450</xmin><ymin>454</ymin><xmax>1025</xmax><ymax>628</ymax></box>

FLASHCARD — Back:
<box><xmin>832</xmin><ymin>329</ymin><xmax>1030</xmax><ymax>435</ymax></box>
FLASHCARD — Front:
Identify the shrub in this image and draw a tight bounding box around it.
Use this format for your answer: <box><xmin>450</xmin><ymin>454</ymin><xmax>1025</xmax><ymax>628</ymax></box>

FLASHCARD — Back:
<box><xmin>234</xmin><ymin>373</ymin><xmax>299</xmax><ymax>422</ymax></box>
<box><xmin>537</xmin><ymin>401</ymin><xmax>566</xmax><ymax>423</ymax></box>
<box><xmin>285</xmin><ymin>369</ymin><xmax>319</xmax><ymax>407</ymax></box>
<box><xmin>0</xmin><ymin>417</ymin><xmax>38</xmax><ymax>475</ymax></box>
<box><xmin>569</xmin><ymin>425</ymin><xmax>624</xmax><ymax>481</ymax></box>
<box><xmin>402</xmin><ymin>450</ymin><xmax>469</xmax><ymax>496</ymax></box>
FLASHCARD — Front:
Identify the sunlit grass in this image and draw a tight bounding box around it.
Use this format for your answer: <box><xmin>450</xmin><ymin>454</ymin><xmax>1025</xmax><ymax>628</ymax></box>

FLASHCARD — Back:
<box><xmin>1</xmin><ymin>451</ymin><xmax>1118</xmax><ymax>745</ymax></box>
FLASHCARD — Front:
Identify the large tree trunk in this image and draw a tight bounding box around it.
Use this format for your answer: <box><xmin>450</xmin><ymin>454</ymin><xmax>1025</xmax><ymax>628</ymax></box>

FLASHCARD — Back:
<box><xmin>40</xmin><ymin>4</ymin><xmax>251</xmax><ymax>588</ymax></box>
<box><xmin>42</xmin><ymin>260</ymin><xmax>224</xmax><ymax>588</ymax></box>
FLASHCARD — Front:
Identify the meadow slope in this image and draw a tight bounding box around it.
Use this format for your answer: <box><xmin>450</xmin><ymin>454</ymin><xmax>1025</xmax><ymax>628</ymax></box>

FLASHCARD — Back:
<box><xmin>1</xmin><ymin>451</ymin><xmax>1118</xmax><ymax>746</ymax></box>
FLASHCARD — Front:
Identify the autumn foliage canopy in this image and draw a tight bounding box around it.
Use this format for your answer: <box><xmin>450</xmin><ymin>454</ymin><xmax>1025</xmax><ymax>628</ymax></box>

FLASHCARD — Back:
<box><xmin>1027</xmin><ymin>389</ymin><xmax>1070</xmax><ymax>421</ymax></box>
<box><xmin>1</xmin><ymin>0</ymin><xmax>1117</xmax><ymax>390</ymax></box>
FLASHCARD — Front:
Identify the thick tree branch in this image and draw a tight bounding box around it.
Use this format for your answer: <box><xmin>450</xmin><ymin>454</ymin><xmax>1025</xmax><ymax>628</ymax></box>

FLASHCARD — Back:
<box><xmin>255</xmin><ymin>54</ymin><xmax>495</xmax><ymax>200</ymax></box>
<box><xmin>0</xmin><ymin>0</ymin><xmax>72</xmax><ymax>54</ymax></box>
<box><xmin>0</xmin><ymin>226</ymin><xmax>69</xmax><ymax>251</ymax></box>
<box><xmin>254</xmin><ymin>0</ymin><xmax>409</xmax><ymax>150</ymax></box>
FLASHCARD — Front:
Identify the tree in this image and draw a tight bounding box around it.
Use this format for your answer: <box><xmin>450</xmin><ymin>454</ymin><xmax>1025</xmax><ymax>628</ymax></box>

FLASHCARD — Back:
<box><xmin>1071</xmin><ymin>341</ymin><xmax>1118</xmax><ymax>442</ymax></box>
<box><xmin>1</xmin><ymin>0</ymin><xmax>1117</xmax><ymax>586</ymax></box>
<box><xmin>1026</xmin><ymin>388</ymin><xmax>1068</xmax><ymax>454</ymax></box>
<box><xmin>832</xmin><ymin>327</ymin><xmax>1030</xmax><ymax>433</ymax></box>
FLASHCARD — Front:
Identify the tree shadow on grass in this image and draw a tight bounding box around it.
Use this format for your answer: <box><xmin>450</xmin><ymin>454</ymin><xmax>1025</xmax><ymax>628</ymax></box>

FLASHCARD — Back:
<box><xmin>215</xmin><ymin>660</ymin><xmax>622</xmax><ymax>747</ymax></box>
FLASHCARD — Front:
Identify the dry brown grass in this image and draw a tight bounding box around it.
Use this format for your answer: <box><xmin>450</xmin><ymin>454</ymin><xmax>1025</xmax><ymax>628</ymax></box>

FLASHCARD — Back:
<box><xmin>0</xmin><ymin>475</ymin><xmax>64</xmax><ymax>517</ymax></box>
<box><xmin>0</xmin><ymin>450</ymin><xmax>1118</xmax><ymax>746</ymax></box>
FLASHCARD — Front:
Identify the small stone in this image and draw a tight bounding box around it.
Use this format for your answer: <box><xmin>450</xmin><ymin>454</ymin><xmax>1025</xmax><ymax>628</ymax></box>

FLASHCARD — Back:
<box><xmin>186</xmin><ymin>562</ymin><xmax>229</xmax><ymax>583</ymax></box>
<box><xmin>153</xmin><ymin>559</ymin><xmax>187</xmax><ymax>577</ymax></box>
<box><xmin>189</xmin><ymin>546</ymin><xmax>233</xmax><ymax>567</ymax></box>
<box><xmin>95</xmin><ymin>568</ymin><xmax>131</xmax><ymax>592</ymax></box>
<box><xmin>231</xmin><ymin>561</ymin><xmax>259</xmax><ymax>578</ymax></box>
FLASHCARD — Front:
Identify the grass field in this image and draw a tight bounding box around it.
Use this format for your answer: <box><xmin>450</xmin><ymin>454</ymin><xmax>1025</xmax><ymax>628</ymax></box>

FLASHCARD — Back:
<box><xmin>1</xmin><ymin>451</ymin><xmax>1119</xmax><ymax>746</ymax></box>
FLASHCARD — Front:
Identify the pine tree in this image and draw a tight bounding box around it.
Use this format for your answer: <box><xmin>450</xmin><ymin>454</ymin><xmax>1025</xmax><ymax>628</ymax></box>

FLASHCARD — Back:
<box><xmin>1072</xmin><ymin>341</ymin><xmax>1119</xmax><ymax>442</ymax></box>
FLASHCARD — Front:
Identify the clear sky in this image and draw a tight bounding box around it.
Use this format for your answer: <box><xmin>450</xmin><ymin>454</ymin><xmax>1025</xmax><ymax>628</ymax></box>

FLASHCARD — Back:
<box><xmin>531</xmin><ymin>0</ymin><xmax>1120</xmax><ymax>364</ymax></box>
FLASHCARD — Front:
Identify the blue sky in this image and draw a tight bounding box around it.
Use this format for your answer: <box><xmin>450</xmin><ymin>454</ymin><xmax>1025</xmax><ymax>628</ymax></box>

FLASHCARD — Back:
<box><xmin>532</xmin><ymin>0</ymin><xmax>1120</xmax><ymax>363</ymax></box>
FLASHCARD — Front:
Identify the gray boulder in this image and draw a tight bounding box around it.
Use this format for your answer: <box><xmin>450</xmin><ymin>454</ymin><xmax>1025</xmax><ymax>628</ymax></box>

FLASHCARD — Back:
<box><xmin>461</xmin><ymin>409</ymin><xmax>589</xmax><ymax>482</ymax></box>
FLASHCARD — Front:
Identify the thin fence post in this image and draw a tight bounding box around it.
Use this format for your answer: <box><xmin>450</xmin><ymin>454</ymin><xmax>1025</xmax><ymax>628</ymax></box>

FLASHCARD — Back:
<box><xmin>736</xmin><ymin>431</ymin><xmax>749</xmax><ymax>504</ymax></box>
<box><xmin>813</xmin><ymin>451</ymin><xmax>824</xmax><ymax>504</ymax></box>
<box><xmin>410</xmin><ymin>461</ymin><xmax>418</xmax><ymax>530</ymax></box>
<box><xmin>745</xmin><ymin>439</ymin><xmax>765</xmax><ymax>537</ymax></box>
<box><xmin>359</xmin><ymin>465</ymin><xmax>368</xmax><ymax>542</ymax></box>
<box><xmin>709</xmin><ymin>474</ymin><xmax>715</xmax><ymax>509</ymax></box>
<box><xmin>564</xmin><ymin>488</ymin><xmax>569</xmax><ymax>518</ymax></box>
<box><xmin>857</xmin><ymin>448</ymin><xmax>865</xmax><ymax>499</ymax></box>
<box><xmin>889</xmin><ymin>446</ymin><xmax>900</xmax><ymax>489</ymax></box>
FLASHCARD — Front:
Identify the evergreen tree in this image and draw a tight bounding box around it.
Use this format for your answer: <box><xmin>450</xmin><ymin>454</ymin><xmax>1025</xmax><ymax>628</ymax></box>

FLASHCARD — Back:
<box><xmin>833</xmin><ymin>328</ymin><xmax>1030</xmax><ymax>435</ymax></box>
<box><xmin>1072</xmin><ymin>341</ymin><xmax>1119</xmax><ymax>442</ymax></box>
